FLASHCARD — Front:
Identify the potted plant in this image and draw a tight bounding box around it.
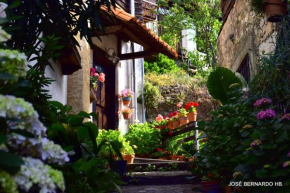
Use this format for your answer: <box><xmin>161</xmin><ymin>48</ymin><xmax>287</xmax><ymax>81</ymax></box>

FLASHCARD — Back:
<box><xmin>90</xmin><ymin>67</ymin><xmax>105</xmax><ymax>102</ymax></box>
<box><xmin>119</xmin><ymin>88</ymin><xmax>134</xmax><ymax>106</ymax></box>
<box><xmin>153</xmin><ymin>114</ymin><xmax>168</xmax><ymax>129</ymax></box>
<box><xmin>185</xmin><ymin>101</ymin><xmax>199</xmax><ymax>122</ymax></box>
<box><xmin>120</xmin><ymin>107</ymin><xmax>133</xmax><ymax>120</ymax></box>
<box><xmin>167</xmin><ymin>137</ymin><xmax>185</xmax><ymax>161</ymax></box>
<box><xmin>201</xmin><ymin>173</ymin><xmax>220</xmax><ymax>193</ymax></box>
<box><xmin>168</xmin><ymin>111</ymin><xmax>180</xmax><ymax>129</ymax></box>
<box><xmin>251</xmin><ymin>0</ymin><xmax>288</xmax><ymax>22</ymax></box>
<box><xmin>178</xmin><ymin>108</ymin><xmax>188</xmax><ymax>126</ymax></box>
<box><xmin>122</xmin><ymin>141</ymin><xmax>135</xmax><ymax>164</ymax></box>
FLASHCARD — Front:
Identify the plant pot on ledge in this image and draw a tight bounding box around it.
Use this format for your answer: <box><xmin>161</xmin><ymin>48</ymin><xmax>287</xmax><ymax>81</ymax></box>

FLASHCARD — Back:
<box><xmin>122</xmin><ymin>113</ymin><xmax>130</xmax><ymax>120</ymax></box>
<box><xmin>179</xmin><ymin>117</ymin><xmax>188</xmax><ymax>126</ymax></box>
<box><xmin>264</xmin><ymin>0</ymin><xmax>287</xmax><ymax>22</ymax></box>
<box><xmin>187</xmin><ymin>112</ymin><xmax>197</xmax><ymax>122</ymax></box>
<box><xmin>123</xmin><ymin>154</ymin><xmax>135</xmax><ymax>164</ymax></box>
<box><xmin>172</xmin><ymin>120</ymin><xmax>180</xmax><ymax>129</ymax></box>
<box><xmin>169</xmin><ymin>155</ymin><xmax>185</xmax><ymax>161</ymax></box>
<box><xmin>122</xmin><ymin>97</ymin><xmax>131</xmax><ymax>106</ymax></box>
<box><xmin>167</xmin><ymin>121</ymin><xmax>174</xmax><ymax>130</ymax></box>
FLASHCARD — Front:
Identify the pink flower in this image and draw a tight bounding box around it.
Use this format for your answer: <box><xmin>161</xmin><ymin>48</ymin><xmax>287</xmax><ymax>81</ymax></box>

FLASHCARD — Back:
<box><xmin>94</xmin><ymin>73</ymin><xmax>98</xmax><ymax>77</ymax></box>
<box><xmin>90</xmin><ymin>67</ymin><xmax>95</xmax><ymax>73</ymax></box>
<box><xmin>177</xmin><ymin>101</ymin><xmax>183</xmax><ymax>108</ymax></box>
<box><xmin>257</xmin><ymin>109</ymin><xmax>276</xmax><ymax>120</ymax></box>
<box><xmin>155</xmin><ymin>114</ymin><xmax>163</xmax><ymax>122</ymax></box>
<box><xmin>100</xmin><ymin>73</ymin><xmax>105</xmax><ymax>77</ymax></box>
<box><xmin>250</xmin><ymin>139</ymin><xmax>262</xmax><ymax>147</ymax></box>
<box><xmin>98</xmin><ymin>76</ymin><xmax>105</xmax><ymax>83</ymax></box>
<box><xmin>253</xmin><ymin>98</ymin><xmax>272</xmax><ymax>107</ymax></box>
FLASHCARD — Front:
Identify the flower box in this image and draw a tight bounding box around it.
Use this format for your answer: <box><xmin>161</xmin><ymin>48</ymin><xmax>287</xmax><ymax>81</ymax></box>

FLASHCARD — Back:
<box><xmin>187</xmin><ymin>112</ymin><xmax>197</xmax><ymax>122</ymax></box>
<box><xmin>179</xmin><ymin>117</ymin><xmax>188</xmax><ymax>126</ymax></box>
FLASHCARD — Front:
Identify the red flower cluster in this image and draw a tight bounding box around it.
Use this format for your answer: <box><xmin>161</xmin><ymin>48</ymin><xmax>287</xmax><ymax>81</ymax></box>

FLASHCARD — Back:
<box><xmin>157</xmin><ymin>148</ymin><xmax>162</xmax><ymax>152</ymax></box>
<box><xmin>208</xmin><ymin>173</ymin><xmax>213</xmax><ymax>178</ymax></box>
<box><xmin>185</xmin><ymin>102</ymin><xmax>199</xmax><ymax>111</ymax></box>
<box><xmin>168</xmin><ymin>131</ymin><xmax>173</xmax><ymax>136</ymax></box>
<box><xmin>169</xmin><ymin>111</ymin><xmax>179</xmax><ymax>118</ymax></box>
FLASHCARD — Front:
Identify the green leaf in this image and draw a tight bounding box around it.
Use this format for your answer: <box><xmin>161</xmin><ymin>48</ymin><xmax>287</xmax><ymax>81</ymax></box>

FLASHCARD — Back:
<box><xmin>77</xmin><ymin>126</ymin><xmax>88</xmax><ymax>141</ymax></box>
<box><xmin>0</xmin><ymin>151</ymin><xmax>24</xmax><ymax>174</ymax></box>
<box><xmin>284</xmin><ymin>179</ymin><xmax>290</xmax><ymax>186</ymax></box>
<box><xmin>256</xmin><ymin>169</ymin><xmax>267</xmax><ymax>178</ymax></box>
<box><xmin>79</xmin><ymin>158</ymin><xmax>98</xmax><ymax>173</ymax></box>
<box><xmin>207</xmin><ymin>67</ymin><xmax>242</xmax><ymax>104</ymax></box>
<box><xmin>270</xmin><ymin>170</ymin><xmax>288</xmax><ymax>177</ymax></box>
<box><xmin>262</xmin><ymin>143</ymin><xmax>276</xmax><ymax>149</ymax></box>
<box><xmin>0</xmin><ymin>134</ymin><xmax>7</xmax><ymax>144</ymax></box>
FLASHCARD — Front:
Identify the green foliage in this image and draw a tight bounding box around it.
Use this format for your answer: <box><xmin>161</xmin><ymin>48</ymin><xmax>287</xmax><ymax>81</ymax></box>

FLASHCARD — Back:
<box><xmin>3</xmin><ymin>0</ymin><xmax>116</xmax><ymax>55</ymax></box>
<box><xmin>250</xmin><ymin>15</ymin><xmax>290</xmax><ymax>107</ymax></box>
<box><xmin>250</xmin><ymin>0</ymin><xmax>266</xmax><ymax>15</ymax></box>
<box><xmin>144</xmin><ymin>54</ymin><xmax>179</xmax><ymax>74</ymax></box>
<box><xmin>97</xmin><ymin>129</ymin><xmax>134</xmax><ymax>157</ymax></box>
<box><xmin>125</xmin><ymin>123</ymin><xmax>162</xmax><ymax>155</ymax></box>
<box><xmin>157</xmin><ymin>0</ymin><xmax>222</xmax><ymax>68</ymax></box>
<box><xmin>47</xmin><ymin>101</ymin><xmax>123</xmax><ymax>193</ymax></box>
<box><xmin>207</xmin><ymin>67</ymin><xmax>242</xmax><ymax>105</ymax></box>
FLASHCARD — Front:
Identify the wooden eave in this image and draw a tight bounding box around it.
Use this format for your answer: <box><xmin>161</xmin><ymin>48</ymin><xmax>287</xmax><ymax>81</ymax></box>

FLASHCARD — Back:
<box><xmin>96</xmin><ymin>7</ymin><xmax>178</xmax><ymax>60</ymax></box>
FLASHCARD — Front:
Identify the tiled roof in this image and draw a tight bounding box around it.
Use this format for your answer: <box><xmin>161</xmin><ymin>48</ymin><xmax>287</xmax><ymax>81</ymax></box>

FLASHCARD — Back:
<box><xmin>100</xmin><ymin>7</ymin><xmax>178</xmax><ymax>59</ymax></box>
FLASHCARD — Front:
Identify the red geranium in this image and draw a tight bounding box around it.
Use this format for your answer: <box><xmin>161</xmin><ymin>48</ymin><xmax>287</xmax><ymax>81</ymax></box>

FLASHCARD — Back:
<box><xmin>185</xmin><ymin>102</ymin><xmax>199</xmax><ymax>112</ymax></box>
<box><xmin>168</xmin><ymin>131</ymin><xmax>173</xmax><ymax>136</ymax></box>
<box><xmin>157</xmin><ymin>148</ymin><xmax>162</xmax><ymax>152</ymax></box>
<box><xmin>208</xmin><ymin>173</ymin><xmax>213</xmax><ymax>178</ymax></box>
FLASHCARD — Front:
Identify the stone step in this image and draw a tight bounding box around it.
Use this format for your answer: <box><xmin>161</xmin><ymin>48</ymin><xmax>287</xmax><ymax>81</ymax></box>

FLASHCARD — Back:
<box><xmin>123</xmin><ymin>171</ymin><xmax>201</xmax><ymax>186</ymax></box>
<box><xmin>127</xmin><ymin>161</ymin><xmax>190</xmax><ymax>172</ymax></box>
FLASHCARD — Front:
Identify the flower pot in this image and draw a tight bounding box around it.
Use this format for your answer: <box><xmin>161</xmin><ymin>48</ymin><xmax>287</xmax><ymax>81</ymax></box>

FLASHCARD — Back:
<box><xmin>167</xmin><ymin>121</ymin><xmax>174</xmax><ymax>130</ymax></box>
<box><xmin>90</xmin><ymin>86</ymin><xmax>97</xmax><ymax>103</ymax></box>
<box><xmin>169</xmin><ymin>155</ymin><xmax>185</xmax><ymax>161</ymax></box>
<box><xmin>123</xmin><ymin>154</ymin><xmax>135</xmax><ymax>164</ymax></box>
<box><xmin>187</xmin><ymin>112</ymin><xmax>197</xmax><ymax>122</ymax></box>
<box><xmin>264</xmin><ymin>0</ymin><xmax>287</xmax><ymax>22</ymax></box>
<box><xmin>122</xmin><ymin>97</ymin><xmax>131</xmax><ymax>106</ymax></box>
<box><xmin>179</xmin><ymin>117</ymin><xmax>188</xmax><ymax>126</ymax></box>
<box><xmin>123</xmin><ymin>113</ymin><xmax>130</xmax><ymax>120</ymax></box>
<box><xmin>172</xmin><ymin>120</ymin><xmax>180</xmax><ymax>129</ymax></box>
<box><xmin>201</xmin><ymin>181</ymin><xmax>220</xmax><ymax>193</ymax></box>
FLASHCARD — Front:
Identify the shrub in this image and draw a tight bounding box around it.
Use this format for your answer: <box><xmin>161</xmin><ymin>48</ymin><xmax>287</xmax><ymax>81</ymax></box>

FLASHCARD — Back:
<box><xmin>125</xmin><ymin>123</ymin><xmax>162</xmax><ymax>155</ymax></box>
<box><xmin>144</xmin><ymin>54</ymin><xmax>179</xmax><ymax>74</ymax></box>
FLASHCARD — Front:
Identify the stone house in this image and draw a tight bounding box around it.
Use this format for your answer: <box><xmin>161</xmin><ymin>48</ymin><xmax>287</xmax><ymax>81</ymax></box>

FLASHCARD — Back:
<box><xmin>218</xmin><ymin>0</ymin><xmax>280</xmax><ymax>82</ymax></box>
<box><xmin>44</xmin><ymin>0</ymin><xmax>177</xmax><ymax>134</ymax></box>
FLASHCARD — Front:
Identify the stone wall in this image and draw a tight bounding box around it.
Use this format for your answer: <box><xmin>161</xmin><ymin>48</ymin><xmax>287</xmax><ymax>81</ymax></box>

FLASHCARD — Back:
<box><xmin>147</xmin><ymin>83</ymin><xmax>218</xmax><ymax>122</ymax></box>
<box><xmin>217</xmin><ymin>0</ymin><xmax>278</xmax><ymax>74</ymax></box>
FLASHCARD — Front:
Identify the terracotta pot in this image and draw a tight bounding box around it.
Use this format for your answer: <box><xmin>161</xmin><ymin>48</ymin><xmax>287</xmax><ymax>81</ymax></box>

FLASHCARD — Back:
<box><xmin>264</xmin><ymin>0</ymin><xmax>287</xmax><ymax>22</ymax></box>
<box><xmin>172</xmin><ymin>120</ymin><xmax>180</xmax><ymax>129</ymax></box>
<box><xmin>179</xmin><ymin>117</ymin><xmax>188</xmax><ymax>126</ymax></box>
<box><xmin>123</xmin><ymin>154</ymin><xmax>135</xmax><ymax>164</ymax></box>
<box><xmin>187</xmin><ymin>112</ymin><xmax>197</xmax><ymax>122</ymax></box>
<box><xmin>122</xmin><ymin>97</ymin><xmax>131</xmax><ymax>106</ymax></box>
<box><xmin>169</xmin><ymin>155</ymin><xmax>185</xmax><ymax>161</ymax></box>
<box><xmin>123</xmin><ymin>113</ymin><xmax>130</xmax><ymax>120</ymax></box>
<box><xmin>201</xmin><ymin>181</ymin><xmax>220</xmax><ymax>193</ymax></box>
<box><xmin>167</xmin><ymin>121</ymin><xmax>174</xmax><ymax>130</ymax></box>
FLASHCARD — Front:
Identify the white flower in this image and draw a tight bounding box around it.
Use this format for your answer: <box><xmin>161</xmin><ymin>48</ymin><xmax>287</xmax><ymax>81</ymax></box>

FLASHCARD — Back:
<box><xmin>0</xmin><ymin>2</ymin><xmax>8</xmax><ymax>18</ymax></box>
<box><xmin>14</xmin><ymin>157</ymin><xmax>65</xmax><ymax>193</ymax></box>
<box><xmin>40</xmin><ymin>138</ymin><xmax>69</xmax><ymax>165</ymax></box>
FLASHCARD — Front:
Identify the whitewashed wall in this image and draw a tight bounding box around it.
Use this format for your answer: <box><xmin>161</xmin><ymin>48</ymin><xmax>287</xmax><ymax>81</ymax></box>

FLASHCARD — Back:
<box><xmin>45</xmin><ymin>61</ymin><xmax>67</xmax><ymax>105</ymax></box>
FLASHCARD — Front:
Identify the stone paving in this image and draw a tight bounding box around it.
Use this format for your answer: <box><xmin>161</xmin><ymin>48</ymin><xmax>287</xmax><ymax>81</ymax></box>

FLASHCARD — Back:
<box><xmin>120</xmin><ymin>184</ymin><xmax>202</xmax><ymax>193</ymax></box>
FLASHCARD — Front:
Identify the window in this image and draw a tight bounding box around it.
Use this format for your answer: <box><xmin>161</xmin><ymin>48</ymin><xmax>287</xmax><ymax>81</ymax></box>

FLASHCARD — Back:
<box><xmin>237</xmin><ymin>54</ymin><xmax>251</xmax><ymax>83</ymax></box>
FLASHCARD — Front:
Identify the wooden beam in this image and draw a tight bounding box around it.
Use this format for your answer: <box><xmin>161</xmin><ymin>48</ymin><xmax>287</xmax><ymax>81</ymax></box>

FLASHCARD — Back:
<box><xmin>93</xmin><ymin>25</ymin><xmax>123</xmax><ymax>36</ymax></box>
<box><xmin>122</xmin><ymin>28</ymin><xmax>151</xmax><ymax>49</ymax></box>
<box><xmin>119</xmin><ymin>50</ymin><xmax>157</xmax><ymax>60</ymax></box>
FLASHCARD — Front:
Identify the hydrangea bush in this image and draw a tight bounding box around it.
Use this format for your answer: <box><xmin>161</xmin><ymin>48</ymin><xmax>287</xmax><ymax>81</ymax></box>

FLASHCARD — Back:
<box><xmin>0</xmin><ymin>10</ymin><xmax>68</xmax><ymax>192</ymax></box>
